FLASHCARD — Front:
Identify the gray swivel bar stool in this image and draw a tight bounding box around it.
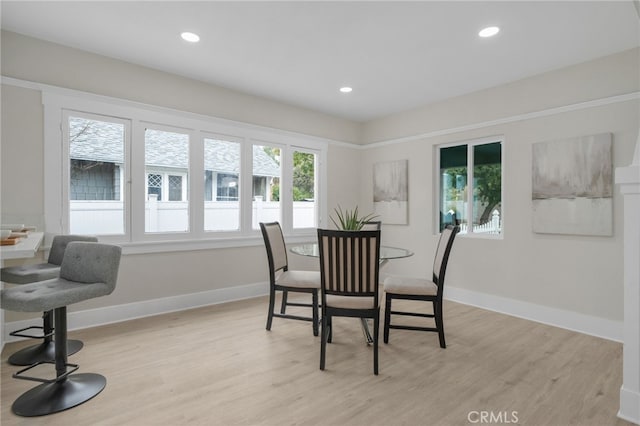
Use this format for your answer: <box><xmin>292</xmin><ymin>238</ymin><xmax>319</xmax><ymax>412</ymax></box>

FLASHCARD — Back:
<box><xmin>1</xmin><ymin>235</ymin><xmax>98</xmax><ymax>365</ymax></box>
<box><xmin>1</xmin><ymin>241</ymin><xmax>121</xmax><ymax>417</ymax></box>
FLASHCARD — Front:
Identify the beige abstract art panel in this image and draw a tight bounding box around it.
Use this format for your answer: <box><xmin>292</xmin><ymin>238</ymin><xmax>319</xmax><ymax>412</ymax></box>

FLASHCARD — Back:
<box><xmin>532</xmin><ymin>133</ymin><xmax>612</xmax><ymax>236</ymax></box>
<box><xmin>373</xmin><ymin>159</ymin><xmax>408</xmax><ymax>225</ymax></box>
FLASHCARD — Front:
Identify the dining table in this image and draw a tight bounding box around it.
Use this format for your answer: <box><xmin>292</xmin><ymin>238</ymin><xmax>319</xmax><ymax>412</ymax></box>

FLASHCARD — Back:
<box><xmin>1</xmin><ymin>231</ymin><xmax>45</xmax><ymax>349</ymax></box>
<box><xmin>290</xmin><ymin>242</ymin><xmax>414</xmax><ymax>344</ymax></box>
<box><xmin>1</xmin><ymin>231</ymin><xmax>45</xmax><ymax>260</ymax></box>
<box><xmin>290</xmin><ymin>243</ymin><xmax>413</xmax><ymax>264</ymax></box>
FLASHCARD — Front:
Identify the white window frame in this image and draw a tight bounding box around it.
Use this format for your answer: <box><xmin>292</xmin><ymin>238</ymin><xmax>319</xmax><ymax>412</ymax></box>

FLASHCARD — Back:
<box><xmin>289</xmin><ymin>146</ymin><xmax>320</xmax><ymax>231</ymax></box>
<box><xmin>434</xmin><ymin>135</ymin><xmax>504</xmax><ymax>239</ymax></box>
<box><xmin>43</xmin><ymin>89</ymin><xmax>328</xmax><ymax>253</ymax></box>
<box><xmin>248</xmin><ymin>140</ymin><xmax>284</xmax><ymax>231</ymax></box>
<box><xmin>62</xmin><ymin>109</ymin><xmax>131</xmax><ymax>241</ymax></box>
<box><xmin>202</xmin><ymin>133</ymin><xmax>243</xmax><ymax>233</ymax></box>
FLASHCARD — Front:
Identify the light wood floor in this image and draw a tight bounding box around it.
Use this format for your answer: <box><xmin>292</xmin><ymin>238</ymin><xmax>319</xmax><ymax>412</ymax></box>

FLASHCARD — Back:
<box><xmin>0</xmin><ymin>296</ymin><xmax>631</xmax><ymax>426</ymax></box>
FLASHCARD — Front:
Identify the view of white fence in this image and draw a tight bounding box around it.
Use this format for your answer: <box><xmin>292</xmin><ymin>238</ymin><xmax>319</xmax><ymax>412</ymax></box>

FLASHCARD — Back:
<box><xmin>70</xmin><ymin>199</ymin><xmax>499</xmax><ymax>235</ymax></box>
<box><xmin>69</xmin><ymin>199</ymin><xmax>316</xmax><ymax>234</ymax></box>
<box><xmin>458</xmin><ymin>210</ymin><xmax>501</xmax><ymax>235</ymax></box>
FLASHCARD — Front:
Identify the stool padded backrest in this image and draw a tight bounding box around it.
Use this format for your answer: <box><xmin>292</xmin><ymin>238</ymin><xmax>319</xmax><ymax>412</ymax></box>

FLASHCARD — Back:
<box><xmin>48</xmin><ymin>235</ymin><xmax>99</xmax><ymax>266</ymax></box>
<box><xmin>60</xmin><ymin>242</ymin><xmax>121</xmax><ymax>293</ymax></box>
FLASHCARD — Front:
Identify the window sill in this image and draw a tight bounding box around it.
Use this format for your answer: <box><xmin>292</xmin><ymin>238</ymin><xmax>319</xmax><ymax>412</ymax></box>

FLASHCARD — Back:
<box><xmin>457</xmin><ymin>232</ymin><xmax>503</xmax><ymax>240</ymax></box>
<box><xmin>118</xmin><ymin>233</ymin><xmax>318</xmax><ymax>255</ymax></box>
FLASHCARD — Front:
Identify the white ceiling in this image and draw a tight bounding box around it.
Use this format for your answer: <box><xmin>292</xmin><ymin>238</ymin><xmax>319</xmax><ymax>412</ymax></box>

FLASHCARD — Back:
<box><xmin>1</xmin><ymin>1</ymin><xmax>639</xmax><ymax>122</ymax></box>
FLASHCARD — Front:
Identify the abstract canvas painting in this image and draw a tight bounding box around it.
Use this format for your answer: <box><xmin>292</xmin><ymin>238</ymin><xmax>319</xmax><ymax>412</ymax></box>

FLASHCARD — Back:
<box><xmin>532</xmin><ymin>133</ymin><xmax>612</xmax><ymax>236</ymax></box>
<box><xmin>373</xmin><ymin>159</ymin><xmax>408</xmax><ymax>224</ymax></box>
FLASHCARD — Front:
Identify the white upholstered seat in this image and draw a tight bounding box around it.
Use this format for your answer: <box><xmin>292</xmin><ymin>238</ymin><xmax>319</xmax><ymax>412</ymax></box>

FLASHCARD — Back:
<box><xmin>383</xmin><ymin>276</ymin><xmax>438</xmax><ymax>296</ymax></box>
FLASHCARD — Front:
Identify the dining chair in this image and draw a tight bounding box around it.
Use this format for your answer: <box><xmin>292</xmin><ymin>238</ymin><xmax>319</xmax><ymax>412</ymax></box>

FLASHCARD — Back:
<box><xmin>260</xmin><ymin>222</ymin><xmax>321</xmax><ymax>336</ymax></box>
<box><xmin>1</xmin><ymin>242</ymin><xmax>122</xmax><ymax>416</ymax></box>
<box><xmin>317</xmin><ymin>228</ymin><xmax>382</xmax><ymax>374</ymax></box>
<box><xmin>383</xmin><ymin>225</ymin><xmax>459</xmax><ymax>348</ymax></box>
<box><xmin>1</xmin><ymin>234</ymin><xmax>98</xmax><ymax>365</ymax></box>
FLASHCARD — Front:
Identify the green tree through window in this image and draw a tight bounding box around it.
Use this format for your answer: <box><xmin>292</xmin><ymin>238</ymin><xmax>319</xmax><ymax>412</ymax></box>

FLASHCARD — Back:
<box><xmin>293</xmin><ymin>151</ymin><xmax>314</xmax><ymax>201</ymax></box>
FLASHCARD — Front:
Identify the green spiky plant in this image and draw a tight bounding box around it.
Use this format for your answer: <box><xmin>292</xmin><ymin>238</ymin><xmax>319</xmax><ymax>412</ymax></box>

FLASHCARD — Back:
<box><xmin>330</xmin><ymin>205</ymin><xmax>379</xmax><ymax>231</ymax></box>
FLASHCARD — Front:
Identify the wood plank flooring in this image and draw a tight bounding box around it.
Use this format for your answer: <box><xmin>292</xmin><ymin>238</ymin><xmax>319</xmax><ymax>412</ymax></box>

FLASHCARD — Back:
<box><xmin>0</xmin><ymin>297</ymin><xmax>632</xmax><ymax>426</ymax></box>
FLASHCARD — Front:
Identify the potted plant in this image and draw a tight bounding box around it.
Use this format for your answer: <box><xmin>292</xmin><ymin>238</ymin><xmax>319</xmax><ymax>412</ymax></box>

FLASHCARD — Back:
<box><xmin>330</xmin><ymin>205</ymin><xmax>378</xmax><ymax>231</ymax></box>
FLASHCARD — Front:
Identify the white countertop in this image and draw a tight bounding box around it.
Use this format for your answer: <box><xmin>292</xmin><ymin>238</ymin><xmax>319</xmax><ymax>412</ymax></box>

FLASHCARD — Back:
<box><xmin>1</xmin><ymin>232</ymin><xmax>45</xmax><ymax>260</ymax></box>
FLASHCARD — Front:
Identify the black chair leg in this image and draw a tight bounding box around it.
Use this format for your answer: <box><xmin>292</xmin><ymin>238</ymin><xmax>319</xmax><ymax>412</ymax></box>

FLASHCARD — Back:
<box><xmin>280</xmin><ymin>290</ymin><xmax>288</xmax><ymax>314</ymax></box>
<box><xmin>266</xmin><ymin>288</ymin><xmax>276</xmax><ymax>331</ymax></box>
<box><xmin>320</xmin><ymin>314</ymin><xmax>327</xmax><ymax>371</ymax></box>
<box><xmin>312</xmin><ymin>290</ymin><xmax>319</xmax><ymax>336</ymax></box>
<box><xmin>373</xmin><ymin>311</ymin><xmax>380</xmax><ymax>375</ymax></box>
<box><xmin>11</xmin><ymin>307</ymin><xmax>106</xmax><ymax>417</ymax></box>
<box><xmin>434</xmin><ymin>301</ymin><xmax>446</xmax><ymax>348</ymax></box>
<box><xmin>383</xmin><ymin>294</ymin><xmax>392</xmax><ymax>344</ymax></box>
<box><xmin>8</xmin><ymin>310</ymin><xmax>83</xmax><ymax>366</ymax></box>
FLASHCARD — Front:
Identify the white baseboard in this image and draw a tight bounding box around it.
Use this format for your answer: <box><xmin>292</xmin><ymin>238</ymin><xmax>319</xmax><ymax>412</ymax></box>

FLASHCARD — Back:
<box><xmin>3</xmin><ymin>281</ymin><xmax>269</xmax><ymax>344</ymax></box>
<box><xmin>444</xmin><ymin>286</ymin><xmax>623</xmax><ymax>342</ymax></box>
<box><xmin>619</xmin><ymin>386</ymin><xmax>640</xmax><ymax>425</ymax></box>
<box><xmin>4</xmin><ymin>283</ymin><xmax>622</xmax><ymax>345</ymax></box>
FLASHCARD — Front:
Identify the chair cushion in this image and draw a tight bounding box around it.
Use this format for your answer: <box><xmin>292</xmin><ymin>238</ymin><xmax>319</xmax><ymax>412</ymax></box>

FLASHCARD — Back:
<box><xmin>383</xmin><ymin>275</ymin><xmax>438</xmax><ymax>296</ymax></box>
<box><xmin>277</xmin><ymin>270</ymin><xmax>321</xmax><ymax>289</ymax></box>
<box><xmin>325</xmin><ymin>294</ymin><xmax>380</xmax><ymax>309</ymax></box>
<box><xmin>1</xmin><ymin>278</ymin><xmax>112</xmax><ymax>313</ymax></box>
<box><xmin>1</xmin><ymin>263</ymin><xmax>60</xmax><ymax>284</ymax></box>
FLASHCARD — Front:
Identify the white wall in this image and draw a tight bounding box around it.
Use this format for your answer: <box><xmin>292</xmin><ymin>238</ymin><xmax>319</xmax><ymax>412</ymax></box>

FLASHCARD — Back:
<box><xmin>362</xmin><ymin>48</ymin><xmax>640</xmax><ymax>144</ymax></box>
<box><xmin>0</xmin><ymin>31</ymin><xmax>361</xmax><ymax>325</ymax></box>
<box><xmin>0</xmin><ymin>84</ymin><xmax>44</xmax><ymax>228</ymax></box>
<box><xmin>2</xmin><ymin>30</ymin><xmax>638</xmax><ymax>342</ymax></box>
<box><xmin>1</xmin><ymin>30</ymin><xmax>361</xmax><ymax>144</ymax></box>
<box><xmin>359</xmin><ymin>48</ymin><xmax>639</xmax><ymax>337</ymax></box>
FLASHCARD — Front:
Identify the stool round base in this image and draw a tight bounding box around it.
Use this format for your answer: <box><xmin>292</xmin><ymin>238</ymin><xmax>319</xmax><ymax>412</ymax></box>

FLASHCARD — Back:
<box><xmin>12</xmin><ymin>373</ymin><xmax>106</xmax><ymax>417</ymax></box>
<box><xmin>8</xmin><ymin>339</ymin><xmax>84</xmax><ymax>366</ymax></box>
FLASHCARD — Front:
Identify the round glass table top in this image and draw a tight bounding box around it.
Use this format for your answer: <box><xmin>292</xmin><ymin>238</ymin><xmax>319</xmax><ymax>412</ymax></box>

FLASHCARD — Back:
<box><xmin>290</xmin><ymin>243</ymin><xmax>413</xmax><ymax>260</ymax></box>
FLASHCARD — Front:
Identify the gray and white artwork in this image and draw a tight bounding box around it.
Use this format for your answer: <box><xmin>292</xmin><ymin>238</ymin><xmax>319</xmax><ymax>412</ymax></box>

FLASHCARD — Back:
<box><xmin>373</xmin><ymin>159</ymin><xmax>408</xmax><ymax>224</ymax></box>
<box><xmin>532</xmin><ymin>133</ymin><xmax>612</xmax><ymax>236</ymax></box>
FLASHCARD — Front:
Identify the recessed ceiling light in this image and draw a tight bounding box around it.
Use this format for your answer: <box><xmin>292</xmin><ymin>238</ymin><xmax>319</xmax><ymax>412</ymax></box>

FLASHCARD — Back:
<box><xmin>181</xmin><ymin>32</ymin><xmax>200</xmax><ymax>43</ymax></box>
<box><xmin>339</xmin><ymin>87</ymin><xmax>353</xmax><ymax>93</ymax></box>
<box><xmin>479</xmin><ymin>26</ymin><xmax>500</xmax><ymax>38</ymax></box>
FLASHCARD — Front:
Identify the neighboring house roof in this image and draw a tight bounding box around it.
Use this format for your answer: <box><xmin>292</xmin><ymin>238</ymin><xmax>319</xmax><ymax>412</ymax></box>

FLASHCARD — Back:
<box><xmin>69</xmin><ymin>117</ymin><xmax>280</xmax><ymax>176</ymax></box>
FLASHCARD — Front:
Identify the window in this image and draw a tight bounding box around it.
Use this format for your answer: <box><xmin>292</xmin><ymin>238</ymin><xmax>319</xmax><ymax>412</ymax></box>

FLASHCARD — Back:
<box><xmin>147</xmin><ymin>173</ymin><xmax>163</xmax><ymax>201</ymax></box>
<box><xmin>144</xmin><ymin>127</ymin><xmax>189</xmax><ymax>233</ymax></box>
<box><xmin>67</xmin><ymin>113</ymin><xmax>128</xmax><ymax>236</ymax></box>
<box><xmin>204</xmin><ymin>137</ymin><xmax>241</xmax><ymax>232</ymax></box>
<box><xmin>292</xmin><ymin>150</ymin><xmax>317</xmax><ymax>229</ymax></box>
<box><xmin>168</xmin><ymin>175</ymin><xmax>183</xmax><ymax>201</ymax></box>
<box><xmin>145</xmin><ymin>172</ymin><xmax>187</xmax><ymax>202</ymax></box>
<box><xmin>252</xmin><ymin>144</ymin><xmax>281</xmax><ymax>229</ymax></box>
<box><xmin>215</xmin><ymin>174</ymin><xmax>238</xmax><ymax>201</ymax></box>
<box><xmin>438</xmin><ymin>138</ymin><xmax>502</xmax><ymax>236</ymax></box>
<box><xmin>46</xmin><ymin>90</ymin><xmax>327</xmax><ymax>250</ymax></box>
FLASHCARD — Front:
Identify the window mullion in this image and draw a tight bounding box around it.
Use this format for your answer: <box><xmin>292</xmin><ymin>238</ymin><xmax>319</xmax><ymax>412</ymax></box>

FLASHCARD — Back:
<box><xmin>130</xmin><ymin>121</ymin><xmax>146</xmax><ymax>241</ymax></box>
<box><xmin>123</xmin><ymin>121</ymin><xmax>132</xmax><ymax>242</ymax></box>
<box><xmin>60</xmin><ymin>110</ymin><xmax>71</xmax><ymax>235</ymax></box>
<box><xmin>190</xmin><ymin>131</ymin><xmax>204</xmax><ymax>238</ymax></box>
<box><xmin>467</xmin><ymin>144</ymin><xmax>475</xmax><ymax>233</ymax></box>
<box><xmin>281</xmin><ymin>147</ymin><xmax>293</xmax><ymax>234</ymax></box>
<box><xmin>241</xmin><ymin>140</ymin><xmax>254</xmax><ymax>234</ymax></box>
